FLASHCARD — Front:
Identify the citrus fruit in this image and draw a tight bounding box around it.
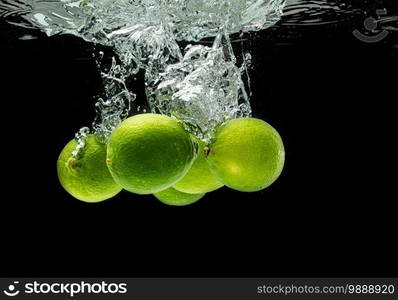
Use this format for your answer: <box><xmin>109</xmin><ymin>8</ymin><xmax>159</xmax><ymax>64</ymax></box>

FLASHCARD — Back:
<box><xmin>154</xmin><ymin>187</ymin><xmax>205</xmax><ymax>206</ymax></box>
<box><xmin>173</xmin><ymin>137</ymin><xmax>223</xmax><ymax>194</ymax></box>
<box><xmin>207</xmin><ymin>117</ymin><xmax>285</xmax><ymax>192</ymax></box>
<box><xmin>106</xmin><ymin>113</ymin><xmax>196</xmax><ymax>194</ymax></box>
<box><xmin>57</xmin><ymin>134</ymin><xmax>122</xmax><ymax>202</ymax></box>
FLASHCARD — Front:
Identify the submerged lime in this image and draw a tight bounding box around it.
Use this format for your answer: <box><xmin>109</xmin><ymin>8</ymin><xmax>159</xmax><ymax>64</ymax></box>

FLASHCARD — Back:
<box><xmin>207</xmin><ymin>118</ymin><xmax>285</xmax><ymax>192</ymax></box>
<box><xmin>154</xmin><ymin>187</ymin><xmax>205</xmax><ymax>206</ymax></box>
<box><xmin>173</xmin><ymin>137</ymin><xmax>223</xmax><ymax>194</ymax></box>
<box><xmin>106</xmin><ymin>113</ymin><xmax>196</xmax><ymax>194</ymax></box>
<box><xmin>57</xmin><ymin>134</ymin><xmax>122</xmax><ymax>202</ymax></box>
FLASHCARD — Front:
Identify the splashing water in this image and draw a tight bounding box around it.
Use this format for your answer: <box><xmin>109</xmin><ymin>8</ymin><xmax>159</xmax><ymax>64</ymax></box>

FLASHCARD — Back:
<box><xmin>1</xmin><ymin>0</ymin><xmax>286</xmax><ymax>146</ymax></box>
<box><xmin>71</xmin><ymin>126</ymin><xmax>90</xmax><ymax>158</ymax></box>
<box><xmin>0</xmin><ymin>0</ymin><xmax>285</xmax><ymax>41</ymax></box>
<box><xmin>148</xmin><ymin>32</ymin><xmax>252</xmax><ymax>141</ymax></box>
<box><xmin>93</xmin><ymin>54</ymin><xmax>137</xmax><ymax>143</ymax></box>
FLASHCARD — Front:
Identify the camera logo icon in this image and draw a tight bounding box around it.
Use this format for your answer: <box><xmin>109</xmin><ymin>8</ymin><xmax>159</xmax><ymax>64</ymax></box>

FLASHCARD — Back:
<box><xmin>3</xmin><ymin>281</ymin><xmax>20</xmax><ymax>297</ymax></box>
<box><xmin>353</xmin><ymin>9</ymin><xmax>389</xmax><ymax>43</ymax></box>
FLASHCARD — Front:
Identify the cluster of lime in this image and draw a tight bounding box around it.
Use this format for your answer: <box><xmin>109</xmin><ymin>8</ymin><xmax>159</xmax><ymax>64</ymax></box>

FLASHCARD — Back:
<box><xmin>57</xmin><ymin>113</ymin><xmax>285</xmax><ymax>205</ymax></box>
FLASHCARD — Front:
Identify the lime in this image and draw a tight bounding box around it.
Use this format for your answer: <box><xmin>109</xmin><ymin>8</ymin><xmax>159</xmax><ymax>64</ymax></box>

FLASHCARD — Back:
<box><xmin>154</xmin><ymin>187</ymin><xmax>205</xmax><ymax>206</ymax></box>
<box><xmin>207</xmin><ymin>118</ymin><xmax>285</xmax><ymax>192</ymax></box>
<box><xmin>106</xmin><ymin>113</ymin><xmax>196</xmax><ymax>194</ymax></box>
<box><xmin>173</xmin><ymin>137</ymin><xmax>223</xmax><ymax>194</ymax></box>
<box><xmin>57</xmin><ymin>134</ymin><xmax>122</xmax><ymax>202</ymax></box>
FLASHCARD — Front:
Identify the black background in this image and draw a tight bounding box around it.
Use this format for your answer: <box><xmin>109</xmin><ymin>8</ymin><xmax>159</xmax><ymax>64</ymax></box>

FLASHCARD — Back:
<box><xmin>0</xmin><ymin>2</ymin><xmax>397</xmax><ymax>278</ymax></box>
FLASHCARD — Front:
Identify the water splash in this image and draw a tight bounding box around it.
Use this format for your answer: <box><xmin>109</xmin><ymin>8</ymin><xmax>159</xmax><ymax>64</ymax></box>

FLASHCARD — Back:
<box><xmin>1</xmin><ymin>0</ymin><xmax>286</xmax><ymax>145</ymax></box>
<box><xmin>148</xmin><ymin>32</ymin><xmax>252</xmax><ymax>142</ymax></box>
<box><xmin>93</xmin><ymin>55</ymin><xmax>136</xmax><ymax>143</ymax></box>
<box><xmin>71</xmin><ymin>126</ymin><xmax>90</xmax><ymax>158</ymax></box>
<box><xmin>1</xmin><ymin>0</ymin><xmax>90</xmax><ymax>34</ymax></box>
<box><xmin>1</xmin><ymin>0</ymin><xmax>286</xmax><ymax>42</ymax></box>
<box><xmin>79</xmin><ymin>0</ymin><xmax>286</xmax><ymax>43</ymax></box>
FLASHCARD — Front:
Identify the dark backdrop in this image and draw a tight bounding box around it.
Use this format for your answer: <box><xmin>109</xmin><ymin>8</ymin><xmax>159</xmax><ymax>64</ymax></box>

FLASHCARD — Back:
<box><xmin>0</xmin><ymin>10</ymin><xmax>396</xmax><ymax>277</ymax></box>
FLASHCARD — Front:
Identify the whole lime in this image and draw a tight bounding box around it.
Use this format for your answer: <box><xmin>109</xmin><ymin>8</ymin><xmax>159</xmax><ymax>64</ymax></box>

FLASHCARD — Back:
<box><xmin>173</xmin><ymin>137</ymin><xmax>223</xmax><ymax>194</ymax></box>
<box><xmin>154</xmin><ymin>187</ymin><xmax>205</xmax><ymax>206</ymax></box>
<box><xmin>57</xmin><ymin>134</ymin><xmax>122</xmax><ymax>202</ymax></box>
<box><xmin>106</xmin><ymin>113</ymin><xmax>196</xmax><ymax>194</ymax></box>
<box><xmin>207</xmin><ymin>118</ymin><xmax>285</xmax><ymax>192</ymax></box>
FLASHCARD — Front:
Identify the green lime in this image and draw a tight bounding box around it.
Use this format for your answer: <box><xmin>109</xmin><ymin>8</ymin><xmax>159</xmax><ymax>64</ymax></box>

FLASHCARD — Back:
<box><xmin>154</xmin><ymin>187</ymin><xmax>205</xmax><ymax>206</ymax></box>
<box><xmin>106</xmin><ymin>113</ymin><xmax>196</xmax><ymax>194</ymax></box>
<box><xmin>57</xmin><ymin>134</ymin><xmax>122</xmax><ymax>202</ymax></box>
<box><xmin>207</xmin><ymin>118</ymin><xmax>285</xmax><ymax>192</ymax></box>
<box><xmin>173</xmin><ymin>137</ymin><xmax>223</xmax><ymax>194</ymax></box>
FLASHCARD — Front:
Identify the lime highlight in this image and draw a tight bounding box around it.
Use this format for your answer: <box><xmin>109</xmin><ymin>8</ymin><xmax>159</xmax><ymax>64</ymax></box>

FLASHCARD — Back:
<box><xmin>154</xmin><ymin>187</ymin><xmax>205</xmax><ymax>206</ymax></box>
<box><xmin>57</xmin><ymin>134</ymin><xmax>122</xmax><ymax>202</ymax></box>
<box><xmin>207</xmin><ymin>118</ymin><xmax>285</xmax><ymax>192</ymax></box>
<box><xmin>106</xmin><ymin>113</ymin><xmax>196</xmax><ymax>194</ymax></box>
